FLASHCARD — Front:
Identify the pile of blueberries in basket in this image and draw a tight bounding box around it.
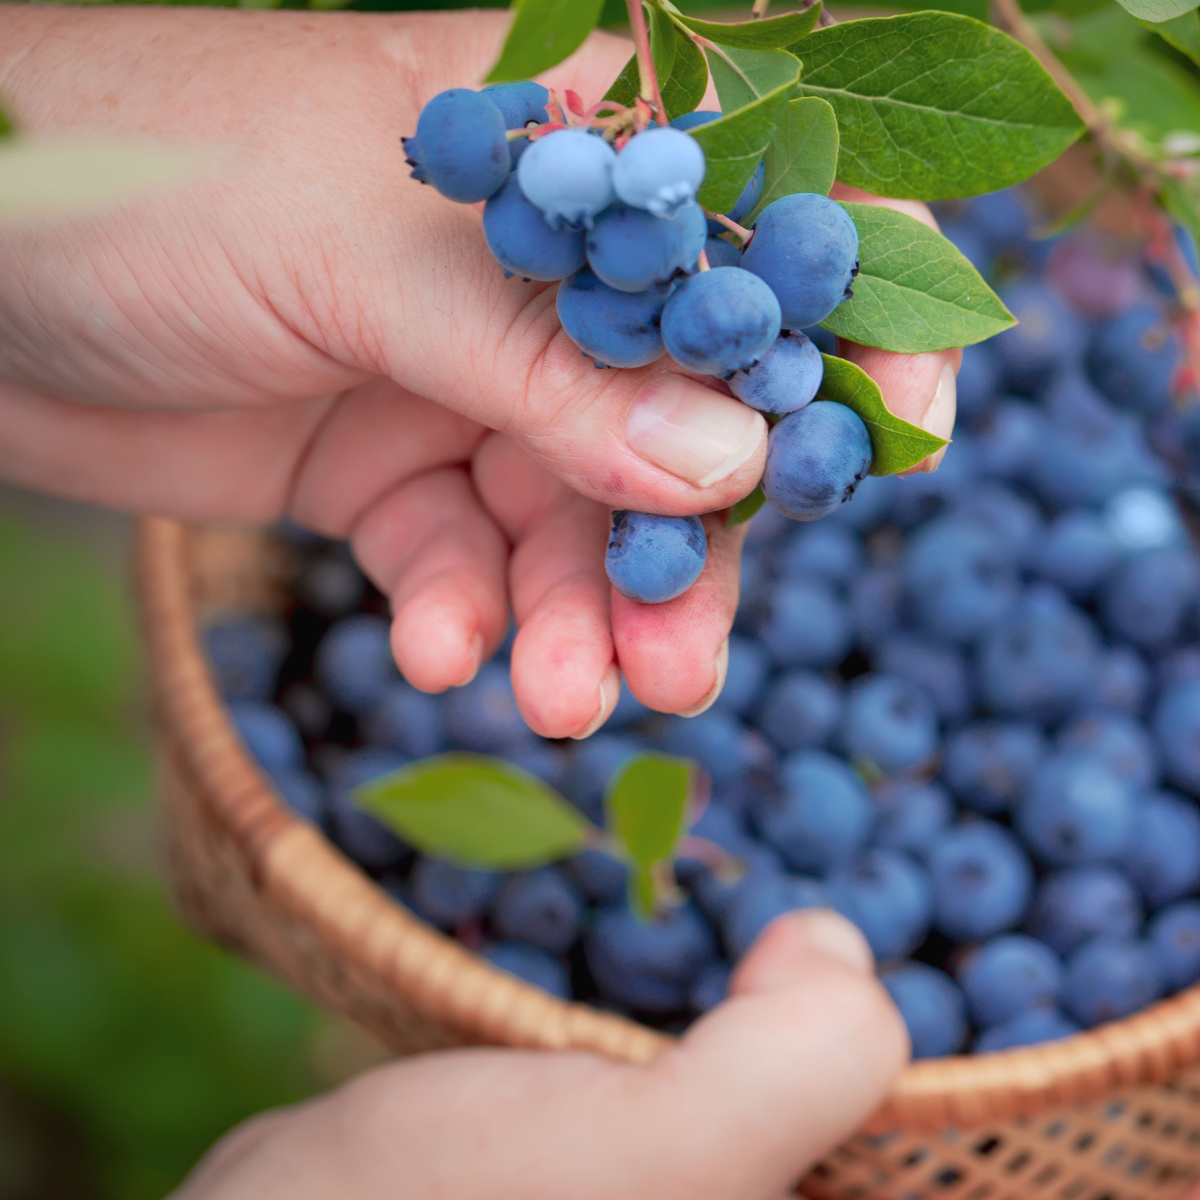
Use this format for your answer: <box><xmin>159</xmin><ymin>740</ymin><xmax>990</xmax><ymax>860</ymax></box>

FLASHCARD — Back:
<box><xmin>206</xmin><ymin>187</ymin><xmax>1200</xmax><ymax>1058</ymax></box>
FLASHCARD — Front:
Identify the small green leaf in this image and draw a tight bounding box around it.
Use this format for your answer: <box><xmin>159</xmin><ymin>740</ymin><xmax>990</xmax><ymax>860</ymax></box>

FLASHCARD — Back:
<box><xmin>816</xmin><ymin>355</ymin><xmax>947</xmax><ymax>476</ymax></box>
<box><xmin>631</xmin><ymin>865</ymin><xmax>657</xmax><ymax>920</ymax></box>
<box><xmin>606</xmin><ymin>753</ymin><xmax>693</xmax><ymax>870</ymax></box>
<box><xmin>650</xmin><ymin>5</ymin><xmax>710</xmax><ymax>120</ymax></box>
<box><xmin>705</xmin><ymin>43</ymin><xmax>803</xmax><ymax>113</ymax></box>
<box><xmin>0</xmin><ymin>106</ymin><xmax>12</xmax><ymax>140</ymax></box>
<box><xmin>747</xmin><ymin>96</ymin><xmax>838</xmax><ymax>222</ymax></box>
<box><xmin>1143</xmin><ymin>10</ymin><xmax>1200</xmax><ymax>65</ymax></box>
<box><xmin>484</xmin><ymin>0</ymin><xmax>607</xmax><ymax>83</ymax></box>
<box><xmin>790</xmin><ymin>13</ymin><xmax>1085</xmax><ymax>200</ymax></box>
<box><xmin>671</xmin><ymin>6</ymin><xmax>821</xmax><ymax>49</ymax></box>
<box><xmin>690</xmin><ymin>65</ymin><xmax>799</xmax><ymax>212</ymax></box>
<box><xmin>726</xmin><ymin>485</ymin><xmax>767</xmax><ymax>527</ymax></box>
<box><xmin>357</xmin><ymin>754</ymin><xmax>591</xmax><ymax>870</ymax></box>
<box><xmin>820</xmin><ymin>202</ymin><xmax>1015</xmax><ymax>354</ymax></box>
<box><xmin>604</xmin><ymin>54</ymin><xmax>640</xmax><ymax>107</ymax></box>
<box><xmin>1116</xmin><ymin>0</ymin><xmax>1199</xmax><ymax>21</ymax></box>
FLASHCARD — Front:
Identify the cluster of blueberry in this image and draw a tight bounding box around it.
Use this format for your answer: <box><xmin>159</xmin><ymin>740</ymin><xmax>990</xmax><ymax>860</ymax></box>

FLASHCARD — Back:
<box><xmin>403</xmin><ymin>83</ymin><xmax>868</xmax><ymax>605</ymax></box>
<box><xmin>205</xmin><ymin>185</ymin><xmax>1200</xmax><ymax>1059</ymax></box>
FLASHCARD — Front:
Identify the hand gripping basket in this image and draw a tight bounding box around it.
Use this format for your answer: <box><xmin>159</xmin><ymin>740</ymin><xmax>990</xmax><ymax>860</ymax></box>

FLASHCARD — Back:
<box><xmin>138</xmin><ymin>515</ymin><xmax>1200</xmax><ymax>1200</ymax></box>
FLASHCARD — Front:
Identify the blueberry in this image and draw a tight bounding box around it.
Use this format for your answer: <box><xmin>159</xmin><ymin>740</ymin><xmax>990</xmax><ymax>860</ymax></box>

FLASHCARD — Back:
<box><xmin>1057</xmin><ymin>711</ymin><xmax>1158</xmax><ymax>791</ymax></box>
<box><xmin>562</xmin><ymin>734</ymin><xmax>646</xmax><ymax>824</ymax></box>
<box><xmin>940</xmin><ymin>219</ymin><xmax>993</xmax><ymax>281</ymax></box>
<box><xmin>506</xmin><ymin>742</ymin><xmax>569</xmax><ymax>791</ymax></box>
<box><xmin>952</xmin><ymin>484</ymin><xmax>1043</xmax><ymax>565</ymax></box>
<box><xmin>872</xmin><ymin>780</ymin><xmax>952</xmax><ymax>856</ymax></box>
<box><xmin>880</xmin><ymin>963</ymin><xmax>968</xmax><ymax>1059</ymax></box>
<box><xmin>968</xmin><ymin>187</ymin><xmax>1030</xmax><ymax>249</ymax></box>
<box><xmin>728</xmin><ymin>331</ymin><xmax>824</xmax><ymax>416</ymax></box>
<box><xmin>777</xmin><ymin>521</ymin><xmax>864</xmax><ymax>586</ymax></box>
<box><xmin>326</xmin><ymin>748</ymin><xmax>412</xmax><ymax>872</ymax></box>
<box><xmin>1101</xmin><ymin>548</ymin><xmax>1200</xmax><ymax>649</ymax></box>
<box><xmin>556</xmin><ymin>266</ymin><xmax>668</xmax><ymax>368</ymax></box>
<box><xmin>268</xmin><ymin>767</ymin><xmax>328</xmax><ymax>827</ymax></box>
<box><xmin>942</xmin><ymin>721</ymin><xmax>1044</xmax><ymax>816</ymax></box>
<box><xmin>690</xmin><ymin>961</ymin><xmax>732</xmax><ymax>1012</ymax></box>
<box><xmin>658</xmin><ymin>710</ymin><xmax>770</xmax><ymax>791</ymax></box>
<box><xmin>1123</xmin><ymin>790</ymin><xmax>1200</xmax><ymax>909</ymax></box>
<box><xmin>928</xmin><ymin>821</ymin><xmax>1034</xmax><ymax>942</ymax></box>
<box><xmin>480</xmin><ymin>80</ymin><xmax>550</xmax><ymax>165</ymax></box>
<box><xmin>604</xmin><ymin>684</ymin><xmax>653</xmax><ymax>731</ymax></box>
<box><xmin>1016</xmin><ymin>751</ymin><xmax>1136</xmax><ymax>866</ymax></box>
<box><xmin>992</xmin><ymin>279</ymin><xmax>1087</xmax><ymax>394</ymax></box>
<box><xmin>839</xmin><ymin>674</ymin><xmax>939</xmax><ymax>776</ymax></box>
<box><xmin>827</xmin><ymin>471</ymin><xmax>900</xmax><ymax>533</ymax></box>
<box><xmin>202</xmin><ymin>617</ymin><xmax>288</xmax><ymax>701</ymax></box>
<box><xmin>669</xmin><ymin>110</ymin><xmax>763</xmax><ymax>226</ymax></box>
<box><xmin>586</xmin><ymin>201</ymin><xmax>707</xmax><ymax>292</ymax></box>
<box><xmin>755</xmin><ymin>670</ymin><xmax>843</xmax><ymax>752</ymax></box>
<box><xmin>409</xmin><ymin>858</ymin><xmax>500</xmax><ymax>929</ymax></box>
<box><xmin>402</xmin><ymin>88</ymin><xmax>510</xmax><ymax>203</ymax></box>
<box><xmin>662</xmin><ymin>267</ymin><xmax>781</xmax><ymax>376</ymax></box>
<box><xmin>828</xmin><ymin>849</ymin><xmax>933</xmax><ymax>961</ymax></box>
<box><xmin>957</xmin><ymin>935</ymin><xmax>1064</xmax><ymax>1028</ymax></box>
<box><xmin>1029</xmin><ymin>509</ymin><xmax>1119</xmax><ymax>599</ymax></box>
<box><xmin>742</xmin><ymin>193</ymin><xmax>859</xmax><ymax>328</ymax></box>
<box><xmin>1028</xmin><ymin>865</ymin><xmax>1143</xmax><ymax>957</ymax></box>
<box><xmin>613</xmin><ymin>126</ymin><xmax>706</xmax><ymax>218</ymax></box>
<box><xmin>279</xmin><ymin>682</ymin><xmax>333</xmax><ymax>742</ymax></box>
<box><xmin>517</xmin><ymin>128</ymin><xmax>616</xmax><ymax>229</ymax></box>
<box><xmin>228</xmin><ymin>701</ymin><xmax>304</xmax><ymax>773</ymax></box>
<box><xmin>756</xmin><ymin>749</ymin><xmax>873</xmax><ymax>873</ymax></box>
<box><xmin>564</xmin><ymin>847</ymin><xmax>629</xmax><ymax>906</ymax></box>
<box><xmin>1086</xmin><ymin>304</ymin><xmax>1178</xmax><ymax>416</ymax></box>
<box><xmin>755</xmin><ymin>579</ymin><xmax>852</xmax><ymax>669</ymax></box>
<box><xmin>692</xmin><ymin>842</ymin><xmax>783</xmax><ymax>928</ymax></box>
<box><xmin>584</xmin><ymin>903</ymin><xmax>717</xmax><ymax>1013</ymax></box>
<box><xmin>1148</xmin><ymin>900</ymin><xmax>1200</xmax><ymax>990</ymax></box>
<box><xmin>713</xmin><ymin>634</ymin><xmax>770</xmax><ymax>718</ymax></box>
<box><xmin>763</xmin><ymin>401</ymin><xmax>874</xmax><ymax>522</ymax></box>
<box><xmin>1153</xmin><ymin>677</ymin><xmax>1200</xmax><ymax>794</ymax></box>
<box><xmin>704</xmin><ymin>235</ymin><xmax>742</xmax><ymax>269</ymax></box>
<box><xmin>975</xmin><ymin>1008</ymin><xmax>1080</xmax><ymax>1053</ymax></box>
<box><xmin>362</xmin><ymin>680</ymin><xmax>447</xmax><ymax>759</ymax></box>
<box><xmin>955</xmin><ymin>343</ymin><xmax>1001</xmax><ymax>428</ymax></box>
<box><xmin>605</xmin><ymin>510</ymin><xmax>707</xmax><ymax>604</ymax></box>
<box><xmin>491</xmin><ymin>867</ymin><xmax>583</xmax><ymax>954</ymax></box>
<box><xmin>973</xmin><ymin>399</ymin><xmax>1046</xmax><ymax>481</ymax></box>
<box><xmin>295</xmin><ymin>545</ymin><xmax>367</xmax><ymax>618</ymax></box>
<box><xmin>721</xmin><ymin>869</ymin><xmax>829</xmax><ymax>958</ymax></box>
<box><xmin>483</xmin><ymin>175</ymin><xmax>587</xmax><ymax>280</ymax></box>
<box><xmin>1104</xmin><ymin>485</ymin><xmax>1186</xmax><ymax>554</ymax></box>
<box><xmin>444</xmin><ymin>661</ymin><xmax>534</xmax><ymax>755</ymax></box>
<box><xmin>1064</xmin><ymin>937</ymin><xmax>1164</xmax><ymax>1027</ymax></box>
<box><xmin>483</xmin><ymin>941</ymin><xmax>570</xmax><ymax>1000</ymax></box>
<box><xmin>1095</xmin><ymin>644</ymin><xmax>1151</xmax><ymax>715</ymax></box>
<box><xmin>314</xmin><ymin>614</ymin><xmax>397</xmax><ymax>714</ymax></box>
<box><xmin>875</xmin><ymin>634</ymin><xmax>974</xmax><ymax>728</ymax></box>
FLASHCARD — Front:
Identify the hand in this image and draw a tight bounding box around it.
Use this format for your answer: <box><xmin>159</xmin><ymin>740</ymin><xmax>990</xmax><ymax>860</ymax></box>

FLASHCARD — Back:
<box><xmin>0</xmin><ymin>8</ymin><xmax>957</xmax><ymax>733</ymax></box>
<box><xmin>170</xmin><ymin>911</ymin><xmax>907</xmax><ymax>1200</ymax></box>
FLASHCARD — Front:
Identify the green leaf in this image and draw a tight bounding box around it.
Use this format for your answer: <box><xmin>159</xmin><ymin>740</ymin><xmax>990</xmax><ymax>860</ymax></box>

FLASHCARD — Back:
<box><xmin>1115</xmin><ymin>0</ymin><xmax>1199</xmax><ymax>21</ymax></box>
<box><xmin>690</xmin><ymin>65</ymin><xmax>800</xmax><ymax>212</ymax></box>
<box><xmin>606</xmin><ymin>753</ymin><xmax>693</xmax><ymax>870</ymax></box>
<box><xmin>747</xmin><ymin>96</ymin><xmax>838</xmax><ymax>222</ymax></box>
<box><xmin>0</xmin><ymin>107</ymin><xmax>12</xmax><ymax>140</ymax></box>
<box><xmin>816</xmin><ymin>354</ymin><xmax>947</xmax><ymax>475</ymax></box>
<box><xmin>1161</xmin><ymin>175</ymin><xmax>1200</xmax><ymax>246</ymax></box>
<box><xmin>1143</xmin><ymin>10</ymin><xmax>1200</xmax><ymax>64</ymax></box>
<box><xmin>650</xmin><ymin>5</ymin><xmax>710</xmax><ymax>120</ymax></box>
<box><xmin>631</xmin><ymin>865</ymin><xmax>657</xmax><ymax>920</ymax></box>
<box><xmin>672</xmin><ymin>6</ymin><xmax>821</xmax><ymax>49</ymax></box>
<box><xmin>484</xmin><ymin>0</ymin><xmax>606</xmax><ymax>83</ymax></box>
<box><xmin>705</xmin><ymin>43</ymin><xmax>802</xmax><ymax>113</ymax></box>
<box><xmin>790</xmin><ymin>13</ymin><xmax>1084</xmax><ymax>200</ymax></box>
<box><xmin>1071</xmin><ymin>44</ymin><xmax>1200</xmax><ymax>144</ymax></box>
<box><xmin>0</xmin><ymin>138</ymin><xmax>200</xmax><ymax>224</ymax></box>
<box><xmin>726</xmin><ymin>484</ymin><xmax>767</xmax><ymax>527</ymax></box>
<box><xmin>357</xmin><ymin>754</ymin><xmax>591</xmax><ymax>870</ymax></box>
<box><xmin>604</xmin><ymin>54</ymin><xmax>640</xmax><ymax>107</ymax></box>
<box><xmin>820</xmin><ymin>202</ymin><xmax>1015</xmax><ymax>353</ymax></box>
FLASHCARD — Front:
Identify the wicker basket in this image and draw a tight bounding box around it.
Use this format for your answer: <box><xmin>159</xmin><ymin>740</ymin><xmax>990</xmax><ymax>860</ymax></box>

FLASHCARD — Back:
<box><xmin>138</xmin><ymin>515</ymin><xmax>1200</xmax><ymax>1200</ymax></box>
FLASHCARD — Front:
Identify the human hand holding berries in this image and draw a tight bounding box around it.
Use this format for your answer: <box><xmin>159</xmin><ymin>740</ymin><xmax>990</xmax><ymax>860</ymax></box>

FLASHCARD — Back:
<box><xmin>0</xmin><ymin>6</ymin><xmax>956</xmax><ymax>737</ymax></box>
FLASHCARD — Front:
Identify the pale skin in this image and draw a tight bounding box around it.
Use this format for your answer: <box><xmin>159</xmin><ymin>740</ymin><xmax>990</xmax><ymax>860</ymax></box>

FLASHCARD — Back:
<box><xmin>0</xmin><ymin>9</ymin><xmax>956</xmax><ymax>1194</ymax></box>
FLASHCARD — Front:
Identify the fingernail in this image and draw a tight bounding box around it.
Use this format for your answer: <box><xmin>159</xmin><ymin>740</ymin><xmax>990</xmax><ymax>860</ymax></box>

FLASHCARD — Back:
<box><xmin>789</xmin><ymin>910</ymin><xmax>875</xmax><ymax>974</ymax></box>
<box><xmin>626</xmin><ymin>375</ymin><xmax>766</xmax><ymax>488</ymax></box>
<box><xmin>454</xmin><ymin>632</ymin><xmax>484</xmax><ymax>688</ymax></box>
<box><xmin>919</xmin><ymin>361</ymin><xmax>957</xmax><ymax>473</ymax></box>
<box><xmin>678</xmin><ymin>638</ymin><xmax>729</xmax><ymax>717</ymax></box>
<box><xmin>570</xmin><ymin>663</ymin><xmax>622</xmax><ymax>740</ymax></box>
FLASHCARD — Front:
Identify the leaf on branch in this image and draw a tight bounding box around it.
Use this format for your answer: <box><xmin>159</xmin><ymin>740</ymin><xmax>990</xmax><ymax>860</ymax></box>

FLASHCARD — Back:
<box><xmin>1142</xmin><ymin>10</ymin><xmax>1200</xmax><ymax>65</ymax></box>
<box><xmin>747</xmin><ymin>96</ymin><xmax>838</xmax><ymax>222</ymax></box>
<box><xmin>820</xmin><ymin>202</ymin><xmax>1015</xmax><ymax>354</ymax></box>
<box><xmin>1116</xmin><ymin>0</ymin><xmax>1200</xmax><ymax>21</ymax></box>
<box><xmin>485</xmin><ymin>0</ymin><xmax>606</xmax><ymax>84</ymax></box>
<box><xmin>690</xmin><ymin>58</ymin><xmax>800</xmax><ymax>212</ymax></box>
<box><xmin>671</xmin><ymin>5</ymin><xmax>821</xmax><ymax>50</ymax></box>
<box><xmin>705</xmin><ymin>44</ymin><xmax>802</xmax><ymax>113</ymax></box>
<box><xmin>726</xmin><ymin>484</ymin><xmax>767</xmax><ymax>527</ymax></box>
<box><xmin>816</xmin><ymin>355</ymin><xmax>948</xmax><ymax>476</ymax></box>
<box><xmin>650</xmin><ymin>5</ymin><xmax>709</xmax><ymax>120</ymax></box>
<box><xmin>604</xmin><ymin>54</ymin><xmax>640</xmax><ymax>107</ymax></box>
<box><xmin>789</xmin><ymin>13</ymin><xmax>1084</xmax><ymax>200</ymax></box>
<box><xmin>357</xmin><ymin>753</ymin><xmax>592</xmax><ymax>870</ymax></box>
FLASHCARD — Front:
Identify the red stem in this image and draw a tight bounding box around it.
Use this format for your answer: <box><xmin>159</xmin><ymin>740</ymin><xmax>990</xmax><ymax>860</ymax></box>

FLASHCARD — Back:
<box><xmin>627</xmin><ymin>0</ymin><xmax>668</xmax><ymax>126</ymax></box>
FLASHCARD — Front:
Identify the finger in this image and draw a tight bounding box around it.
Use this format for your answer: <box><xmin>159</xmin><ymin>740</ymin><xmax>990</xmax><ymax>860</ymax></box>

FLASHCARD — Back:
<box><xmin>611</xmin><ymin>513</ymin><xmax>745</xmax><ymax>715</ymax></box>
<box><xmin>350</xmin><ymin>467</ymin><xmax>510</xmax><ymax>693</ymax></box>
<box><xmin>472</xmin><ymin>433</ymin><xmax>620</xmax><ymax>740</ymax></box>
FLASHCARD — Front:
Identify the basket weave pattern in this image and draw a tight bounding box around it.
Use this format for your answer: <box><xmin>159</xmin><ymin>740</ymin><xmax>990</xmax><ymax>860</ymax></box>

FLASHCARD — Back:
<box><xmin>138</xmin><ymin>516</ymin><xmax>1200</xmax><ymax>1199</ymax></box>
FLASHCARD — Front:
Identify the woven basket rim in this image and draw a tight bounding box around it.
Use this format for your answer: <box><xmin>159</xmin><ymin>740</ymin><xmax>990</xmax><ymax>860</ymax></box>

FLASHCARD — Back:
<box><xmin>135</xmin><ymin>514</ymin><xmax>1200</xmax><ymax>1132</ymax></box>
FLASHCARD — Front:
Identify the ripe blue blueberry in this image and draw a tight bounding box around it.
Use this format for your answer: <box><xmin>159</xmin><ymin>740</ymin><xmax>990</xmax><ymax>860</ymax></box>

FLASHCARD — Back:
<box><xmin>605</xmin><ymin>510</ymin><xmax>707</xmax><ymax>604</ymax></box>
<box><xmin>956</xmin><ymin>934</ymin><xmax>1064</xmax><ymax>1028</ymax></box>
<box><xmin>928</xmin><ymin>821</ymin><xmax>1034</xmax><ymax>942</ymax></box>
<box><xmin>506</xmin><ymin>742</ymin><xmax>568</xmax><ymax>792</ymax></box>
<box><xmin>690</xmin><ymin>962</ymin><xmax>732</xmax><ymax>1012</ymax></box>
<box><xmin>269</xmin><ymin>768</ymin><xmax>328</xmax><ymax>827</ymax></box>
<box><xmin>703</xmin><ymin>235</ymin><xmax>742</xmax><ymax>269</ymax></box>
<box><xmin>295</xmin><ymin>545</ymin><xmax>367</xmax><ymax>618</ymax></box>
<box><xmin>562</xmin><ymin>733</ymin><xmax>646</xmax><ymax>824</ymax></box>
<box><xmin>1029</xmin><ymin>509</ymin><xmax>1119</xmax><ymax>599</ymax></box>
<box><xmin>517</xmin><ymin>128</ymin><xmax>616</xmax><ymax>229</ymax></box>
<box><xmin>875</xmin><ymin>634</ymin><xmax>974</xmax><ymax>727</ymax></box>
<box><xmin>778</xmin><ymin>521</ymin><xmax>865</xmax><ymax>585</ymax></box>
<box><xmin>661</xmin><ymin>267</ymin><xmax>781</xmax><ymax>376</ymax></box>
<box><xmin>839</xmin><ymin>673</ymin><xmax>939</xmax><ymax>775</ymax></box>
<box><xmin>203</xmin><ymin>616</ymin><xmax>288</xmax><ymax>701</ymax></box>
<box><xmin>480</xmin><ymin>80</ymin><xmax>550</xmax><ymax>165</ymax></box>
<box><xmin>1028</xmin><ymin>865</ymin><xmax>1143</xmax><ymax>957</ymax></box>
<box><xmin>1095</xmin><ymin>644</ymin><xmax>1151</xmax><ymax>715</ymax></box>
<box><xmin>742</xmin><ymin>194</ymin><xmax>860</xmax><ymax>329</ymax></box>
<box><xmin>1153</xmin><ymin>677</ymin><xmax>1200</xmax><ymax>795</ymax></box>
<box><xmin>612</xmin><ymin>126</ymin><xmax>706</xmax><ymax>218</ymax></box>
<box><xmin>827</xmin><ymin>849</ymin><xmax>934</xmax><ymax>961</ymax></box>
<box><xmin>992</xmin><ymin>279</ymin><xmax>1087</xmax><ymax>395</ymax></box>
<box><xmin>556</xmin><ymin>266</ymin><xmax>668</xmax><ymax>368</ymax></box>
<box><xmin>1057</xmin><ymin>710</ymin><xmax>1158</xmax><ymax>791</ymax></box>
<box><xmin>728</xmin><ymin>332</ymin><xmax>824</xmax><ymax>416</ymax></box>
<box><xmin>228</xmin><ymin>701</ymin><xmax>304</xmax><ymax>773</ymax></box>
<box><xmin>1064</xmin><ymin>936</ymin><xmax>1164</xmax><ymax>1028</ymax></box>
<box><xmin>942</xmin><ymin>721</ymin><xmax>1046</xmax><ymax>815</ymax></box>
<box><xmin>1101</xmin><ymin>548</ymin><xmax>1200</xmax><ymax>649</ymax></box>
<box><xmin>1086</xmin><ymin>304</ymin><xmax>1178</xmax><ymax>416</ymax></box>
<box><xmin>721</xmin><ymin>870</ymin><xmax>828</xmax><ymax>958</ymax></box>
<box><xmin>873</xmin><ymin>780</ymin><xmax>953</xmax><ymax>856</ymax></box>
<box><xmin>327</xmin><ymin>748</ymin><xmax>412</xmax><ymax>872</ymax></box>
<box><xmin>975</xmin><ymin>1008</ymin><xmax>1080</xmax><ymax>1053</ymax></box>
<box><xmin>762</xmin><ymin>401</ymin><xmax>874</xmax><ymax>522</ymax></box>
<box><xmin>880</xmin><ymin>963</ymin><xmax>968</xmax><ymax>1059</ymax></box>
<box><xmin>402</xmin><ymin>88</ymin><xmax>510</xmax><ymax>203</ymax></box>
<box><xmin>362</xmin><ymin>679</ymin><xmax>447</xmax><ymax>759</ymax></box>
<box><xmin>955</xmin><ymin>344</ymin><xmax>1000</xmax><ymax>426</ymax></box>
<box><xmin>444</xmin><ymin>661</ymin><xmax>535</xmax><ymax>755</ymax></box>
<box><xmin>974</xmin><ymin>398</ymin><xmax>1046</xmax><ymax>480</ymax></box>
<box><xmin>755</xmin><ymin>578</ymin><xmax>853</xmax><ymax>668</ymax></box>
<box><xmin>692</xmin><ymin>842</ymin><xmax>783</xmax><ymax>928</ymax></box>
<box><xmin>1123</xmin><ymin>790</ymin><xmax>1200</xmax><ymax>909</ymax></box>
<box><xmin>483</xmin><ymin>941</ymin><xmax>570</xmax><ymax>1000</ymax></box>
<box><xmin>586</xmin><ymin>201</ymin><xmax>707</xmax><ymax>292</ymax></box>
<box><xmin>659</xmin><ymin>710</ymin><xmax>771</xmax><ymax>791</ymax></box>
<box><xmin>482</xmin><ymin>176</ymin><xmax>587</xmax><ymax>281</ymax></box>
<box><xmin>954</xmin><ymin>483</ymin><xmax>1044</xmax><ymax>565</ymax></box>
<box><xmin>1148</xmin><ymin>901</ymin><xmax>1200</xmax><ymax>990</ymax></box>
<box><xmin>713</xmin><ymin>634</ymin><xmax>770</xmax><ymax>718</ymax></box>
<box><xmin>756</xmin><ymin>670</ymin><xmax>843</xmax><ymax>753</ymax></box>
<box><xmin>314</xmin><ymin>614</ymin><xmax>397</xmax><ymax>714</ymax></box>
<box><xmin>491</xmin><ymin>867</ymin><xmax>583</xmax><ymax>954</ymax></box>
<box><xmin>409</xmin><ymin>858</ymin><xmax>500</xmax><ymax>929</ymax></box>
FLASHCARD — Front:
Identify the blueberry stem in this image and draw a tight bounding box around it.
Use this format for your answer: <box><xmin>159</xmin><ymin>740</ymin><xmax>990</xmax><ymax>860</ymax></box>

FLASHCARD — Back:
<box><xmin>697</xmin><ymin>248</ymin><xmax>711</xmax><ymax>272</ymax></box>
<box><xmin>627</xmin><ymin>0</ymin><xmax>668</xmax><ymax>126</ymax></box>
<box><xmin>751</xmin><ymin>0</ymin><xmax>770</xmax><ymax>17</ymax></box>
<box><xmin>704</xmin><ymin>209</ymin><xmax>753</xmax><ymax>244</ymax></box>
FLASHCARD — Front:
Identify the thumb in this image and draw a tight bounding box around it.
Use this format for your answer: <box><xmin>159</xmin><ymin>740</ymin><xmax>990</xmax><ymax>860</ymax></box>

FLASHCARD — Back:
<box><xmin>626</xmin><ymin>910</ymin><xmax>910</xmax><ymax>1199</ymax></box>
